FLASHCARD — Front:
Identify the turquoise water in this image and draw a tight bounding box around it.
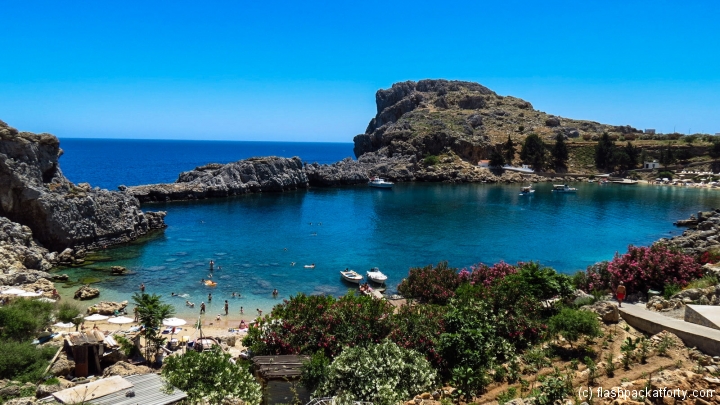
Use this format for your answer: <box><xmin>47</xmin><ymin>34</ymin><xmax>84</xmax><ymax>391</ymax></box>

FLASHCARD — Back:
<box><xmin>58</xmin><ymin>181</ymin><xmax>720</xmax><ymax>318</ymax></box>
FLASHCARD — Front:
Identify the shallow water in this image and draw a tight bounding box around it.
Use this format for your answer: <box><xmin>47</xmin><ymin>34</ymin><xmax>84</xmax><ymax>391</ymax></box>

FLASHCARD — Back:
<box><xmin>56</xmin><ymin>181</ymin><xmax>720</xmax><ymax>318</ymax></box>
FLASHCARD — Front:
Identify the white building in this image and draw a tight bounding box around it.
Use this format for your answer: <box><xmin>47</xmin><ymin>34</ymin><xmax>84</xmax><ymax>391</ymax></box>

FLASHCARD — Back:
<box><xmin>644</xmin><ymin>160</ymin><xmax>662</xmax><ymax>169</ymax></box>
<box><xmin>477</xmin><ymin>160</ymin><xmax>490</xmax><ymax>168</ymax></box>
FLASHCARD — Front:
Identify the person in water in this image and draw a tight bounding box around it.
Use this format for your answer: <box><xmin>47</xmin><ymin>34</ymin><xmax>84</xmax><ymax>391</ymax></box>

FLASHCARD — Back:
<box><xmin>200</xmin><ymin>302</ymin><xmax>206</xmax><ymax>314</ymax></box>
<box><xmin>272</xmin><ymin>289</ymin><xmax>278</xmax><ymax>297</ymax></box>
<box><xmin>224</xmin><ymin>300</ymin><xmax>229</xmax><ymax>315</ymax></box>
<box><xmin>139</xmin><ymin>283</ymin><xmax>145</xmax><ymax>292</ymax></box>
<box><xmin>209</xmin><ymin>260</ymin><xmax>214</xmax><ymax>270</ymax></box>
<box><xmin>208</xmin><ymin>293</ymin><xmax>212</xmax><ymax>303</ymax></box>
<box><xmin>240</xmin><ymin>306</ymin><xmax>244</xmax><ymax>314</ymax></box>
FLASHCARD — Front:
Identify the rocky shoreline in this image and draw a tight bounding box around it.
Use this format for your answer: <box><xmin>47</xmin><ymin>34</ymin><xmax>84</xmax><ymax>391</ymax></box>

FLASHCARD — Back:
<box><xmin>0</xmin><ymin>119</ymin><xmax>166</xmax><ymax>293</ymax></box>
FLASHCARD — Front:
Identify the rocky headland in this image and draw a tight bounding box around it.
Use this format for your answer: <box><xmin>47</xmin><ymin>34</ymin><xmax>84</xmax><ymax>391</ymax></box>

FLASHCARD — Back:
<box><xmin>0</xmin><ymin>119</ymin><xmax>167</xmax><ymax>290</ymax></box>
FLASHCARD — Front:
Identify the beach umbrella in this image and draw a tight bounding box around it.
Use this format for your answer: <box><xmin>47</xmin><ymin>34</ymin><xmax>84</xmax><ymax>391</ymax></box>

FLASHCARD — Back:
<box><xmin>53</xmin><ymin>322</ymin><xmax>75</xmax><ymax>328</ymax></box>
<box><xmin>2</xmin><ymin>288</ymin><xmax>27</xmax><ymax>295</ymax></box>
<box><xmin>162</xmin><ymin>318</ymin><xmax>187</xmax><ymax>327</ymax></box>
<box><xmin>84</xmin><ymin>314</ymin><xmax>109</xmax><ymax>321</ymax></box>
<box><xmin>18</xmin><ymin>291</ymin><xmax>42</xmax><ymax>297</ymax></box>
<box><xmin>108</xmin><ymin>316</ymin><xmax>134</xmax><ymax>324</ymax></box>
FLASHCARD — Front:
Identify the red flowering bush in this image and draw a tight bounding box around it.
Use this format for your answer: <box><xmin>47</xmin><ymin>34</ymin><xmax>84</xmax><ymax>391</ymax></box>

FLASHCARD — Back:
<box><xmin>607</xmin><ymin>244</ymin><xmax>704</xmax><ymax>293</ymax></box>
<box><xmin>397</xmin><ymin>262</ymin><xmax>461</xmax><ymax>305</ymax></box>
<box><xmin>697</xmin><ymin>250</ymin><xmax>720</xmax><ymax>265</ymax></box>
<box><xmin>576</xmin><ymin>261</ymin><xmax>612</xmax><ymax>292</ymax></box>
<box><xmin>388</xmin><ymin>304</ymin><xmax>447</xmax><ymax>372</ymax></box>
<box><xmin>463</xmin><ymin>261</ymin><xmax>518</xmax><ymax>287</ymax></box>
<box><xmin>242</xmin><ymin>292</ymin><xmax>394</xmax><ymax>357</ymax></box>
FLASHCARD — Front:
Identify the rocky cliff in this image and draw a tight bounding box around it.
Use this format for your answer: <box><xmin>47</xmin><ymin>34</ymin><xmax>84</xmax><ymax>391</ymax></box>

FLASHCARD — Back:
<box><xmin>0</xmin><ymin>120</ymin><xmax>166</xmax><ymax>251</ymax></box>
<box><xmin>353</xmin><ymin>79</ymin><xmax>640</xmax><ymax>163</ymax></box>
<box><xmin>124</xmin><ymin>156</ymin><xmax>309</xmax><ymax>203</ymax></box>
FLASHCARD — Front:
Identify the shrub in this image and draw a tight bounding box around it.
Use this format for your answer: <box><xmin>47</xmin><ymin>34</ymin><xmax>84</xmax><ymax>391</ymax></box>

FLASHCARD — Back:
<box><xmin>398</xmin><ymin>262</ymin><xmax>461</xmax><ymax>305</ymax></box>
<box><xmin>243</xmin><ymin>292</ymin><xmax>394</xmax><ymax>357</ymax></box>
<box><xmin>607</xmin><ymin>244</ymin><xmax>704</xmax><ymax>293</ymax></box>
<box><xmin>535</xmin><ymin>368</ymin><xmax>573</xmax><ymax>405</ymax></box>
<box><xmin>548</xmin><ymin>308</ymin><xmax>602</xmax><ymax>347</ymax></box>
<box><xmin>578</xmin><ymin>261</ymin><xmax>612</xmax><ymax>292</ymax></box>
<box><xmin>300</xmin><ymin>351</ymin><xmax>330</xmax><ymax>392</ymax></box>
<box><xmin>497</xmin><ymin>387</ymin><xmax>518</xmax><ymax>405</ymax></box>
<box><xmin>582</xmin><ymin>134</ymin><xmax>592</xmax><ymax>141</ymax></box>
<box><xmin>388</xmin><ymin>304</ymin><xmax>447</xmax><ymax>372</ymax></box>
<box><xmin>315</xmin><ymin>340</ymin><xmax>437</xmax><ymax>405</ymax></box>
<box><xmin>663</xmin><ymin>283</ymin><xmax>682</xmax><ymax>299</ymax></box>
<box><xmin>510</xmin><ymin>262</ymin><xmax>573</xmax><ymax>302</ymax></box>
<box><xmin>162</xmin><ymin>347</ymin><xmax>262</xmax><ymax>405</ymax></box>
<box><xmin>0</xmin><ymin>299</ymin><xmax>53</xmax><ymax>340</ymax></box>
<box><xmin>686</xmin><ymin>274</ymin><xmax>719</xmax><ymax>289</ymax></box>
<box><xmin>463</xmin><ymin>261</ymin><xmax>518</xmax><ymax>287</ymax></box>
<box><xmin>0</xmin><ymin>340</ymin><xmax>58</xmax><ymax>382</ymax></box>
<box><xmin>658</xmin><ymin>171</ymin><xmax>674</xmax><ymax>180</ymax></box>
<box><xmin>424</xmin><ymin>155</ymin><xmax>440</xmax><ymax>165</ymax></box>
<box><xmin>56</xmin><ymin>301</ymin><xmax>82</xmax><ymax>323</ymax></box>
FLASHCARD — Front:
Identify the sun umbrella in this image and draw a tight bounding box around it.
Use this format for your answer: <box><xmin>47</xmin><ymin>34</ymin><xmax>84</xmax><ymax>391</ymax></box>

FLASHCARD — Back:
<box><xmin>2</xmin><ymin>288</ymin><xmax>27</xmax><ymax>295</ymax></box>
<box><xmin>108</xmin><ymin>316</ymin><xmax>134</xmax><ymax>324</ymax></box>
<box><xmin>84</xmin><ymin>314</ymin><xmax>109</xmax><ymax>321</ymax></box>
<box><xmin>18</xmin><ymin>291</ymin><xmax>42</xmax><ymax>297</ymax></box>
<box><xmin>162</xmin><ymin>318</ymin><xmax>187</xmax><ymax>327</ymax></box>
<box><xmin>53</xmin><ymin>322</ymin><xmax>75</xmax><ymax>328</ymax></box>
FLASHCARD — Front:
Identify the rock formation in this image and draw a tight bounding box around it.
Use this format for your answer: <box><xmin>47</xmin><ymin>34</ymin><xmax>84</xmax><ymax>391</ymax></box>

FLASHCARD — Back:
<box><xmin>124</xmin><ymin>157</ymin><xmax>309</xmax><ymax>203</ymax></box>
<box><xmin>74</xmin><ymin>284</ymin><xmax>100</xmax><ymax>300</ymax></box>
<box><xmin>0</xmin><ymin>120</ymin><xmax>166</xmax><ymax>251</ymax></box>
<box><xmin>353</xmin><ymin>79</ymin><xmax>640</xmax><ymax>163</ymax></box>
<box><xmin>661</xmin><ymin>209</ymin><xmax>720</xmax><ymax>255</ymax></box>
<box><xmin>87</xmin><ymin>300</ymin><xmax>128</xmax><ymax>315</ymax></box>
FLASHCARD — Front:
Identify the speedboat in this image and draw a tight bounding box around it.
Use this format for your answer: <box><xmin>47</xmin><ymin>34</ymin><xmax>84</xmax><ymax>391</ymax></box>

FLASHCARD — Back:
<box><xmin>368</xmin><ymin>177</ymin><xmax>393</xmax><ymax>189</ymax></box>
<box><xmin>340</xmin><ymin>269</ymin><xmax>363</xmax><ymax>284</ymax></box>
<box><xmin>366</xmin><ymin>267</ymin><xmax>388</xmax><ymax>284</ymax></box>
<box><xmin>552</xmin><ymin>184</ymin><xmax>577</xmax><ymax>193</ymax></box>
<box><xmin>519</xmin><ymin>185</ymin><xmax>535</xmax><ymax>195</ymax></box>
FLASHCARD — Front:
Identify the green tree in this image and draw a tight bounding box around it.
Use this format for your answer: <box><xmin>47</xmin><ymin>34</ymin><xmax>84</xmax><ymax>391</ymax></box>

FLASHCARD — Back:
<box><xmin>162</xmin><ymin>347</ymin><xmax>262</xmax><ymax>405</ymax></box>
<box><xmin>709</xmin><ymin>140</ymin><xmax>720</xmax><ymax>161</ymax></box>
<box><xmin>0</xmin><ymin>299</ymin><xmax>53</xmax><ymax>340</ymax></box>
<box><xmin>503</xmin><ymin>134</ymin><xmax>516</xmax><ymax>164</ymax></box>
<box><xmin>548</xmin><ymin>308</ymin><xmax>602</xmax><ymax>347</ymax></box>
<box><xmin>612</xmin><ymin>149</ymin><xmax>631</xmax><ymax>171</ymax></box>
<box><xmin>551</xmin><ymin>134</ymin><xmax>569</xmax><ymax>169</ymax></box>
<box><xmin>132</xmin><ymin>293</ymin><xmax>174</xmax><ymax>360</ymax></box>
<box><xmin>594</xmin><ymin>133</ymin><xmax>615</xmax><ymax>171</ymax></box>
<box><xmin>624</xmin><ymin>142</ymin><xmax>639</xmax><ymax>168</ymax></box>
<box><xmin>659</xmin><ymin>144</ymin><xmax>675</xmax><ymax>166</ymax></box>
<box><xmin>489</xmin><ymin>147</ymin><xmax>505</xmax><ymax>167</ymax></box>
<box><xmin>520</xmin><ymin>134</ymin><xmax>547</xmax><ymax>171</ymax></box>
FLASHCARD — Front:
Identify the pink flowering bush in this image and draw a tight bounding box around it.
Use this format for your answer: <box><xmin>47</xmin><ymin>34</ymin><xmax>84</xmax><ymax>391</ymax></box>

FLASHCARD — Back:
<box><xmin>462</xmin><ymin>261</ymin><xmax>518</xmax><ymax>287</ymax></box>
<box><xmin>607</xmin><ymin>244</ymin><xmax>704</xmax><ymax>293</ymax></box>
<box><xmin>398</xmin><ymin>262</ymin><xmax>461</xmax><ymax>305</ymax></box>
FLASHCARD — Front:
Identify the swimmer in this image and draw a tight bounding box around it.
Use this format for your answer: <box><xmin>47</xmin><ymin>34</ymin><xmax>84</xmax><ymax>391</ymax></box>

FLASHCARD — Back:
<box><xmin>201</xmin><ymin>278</ymin><xmax>205</xmax><ymax>283</ymax></box>
<box><xmin>208</xmin><ymin>274</ymin><xmax>212</xmax><ymax>278</ymax></box>
<box><xmin>283</xmin><ymin>247</ymin><xmax>288</xmax><ymax>251</ymax></box>
<box><xmin>272</xmin><ymin>289</ymin><xmax>278</xmax><ymax>297</ymax></box>
<box><xmin>291</xmin><ymin>262</ymin><xmax>296</xmax><ymax>266</ymax></box>
<box><xmin>171</xmin><ymin>292</ymin><xmax>176</xmax><ymax>296</ymax></box>
<box><xmin>231</xmin><ymin>292</ymin><xmax>236</xmax><ymax>298</ymax></box>
<box><xmin>218</xmin><ymin>265</ymin><xmax>222</xmax><ymax>271</ymax></box>
<box><xmin>240</xmin><ymin>306</ymin><xmax>244</xmax><ymax>314</ymax></box>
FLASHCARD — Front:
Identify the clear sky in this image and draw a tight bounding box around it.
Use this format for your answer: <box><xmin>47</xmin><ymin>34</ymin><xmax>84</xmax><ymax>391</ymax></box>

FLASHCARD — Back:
<box><xmin>1</xmin><ymin>0</ymin><xmax>718</xmax><ymax>141</ymax></box>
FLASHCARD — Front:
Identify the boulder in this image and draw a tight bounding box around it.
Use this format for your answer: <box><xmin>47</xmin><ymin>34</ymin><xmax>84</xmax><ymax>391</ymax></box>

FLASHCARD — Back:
<box><xmin>87</xmin><ymin>301</ymin><xmax>127</xmax><ymax>315</ymax></box>
<box><xmin>109</xmin><ymin>266</ymin><xmax>127</xmax><ymax>275</ymax></box>
<box><xmin>583</xmin><ymin>301</ymin><xmax>619</xmax><ymax>323</ymax></box>
<box><xmin>49</xmin><ymin>354</ymin><xmax>75</xmax><ymax>377</ymax></box>
<box><xmin>3</xmin><ymin>397</ymin><xmax>39</xmax><ymax>405</ymax></box>
<box><xmin>102</xmin><ymin>361</ymin><xmax>153</xmax><ymax>377</ymax></box>
<box><xmin>73</xmin><ymin>285</ymin><xmax>99</xmax><ymax>300</ymax></box>
<box><xmin>572</xmin><ymin>289</ymin><xmax>594</xmax><ymax>305</ymax></box>
<box><xmin>35</xmin><ymin>380</ymin><xmax>72</xmax><ymax>398</ymax></box>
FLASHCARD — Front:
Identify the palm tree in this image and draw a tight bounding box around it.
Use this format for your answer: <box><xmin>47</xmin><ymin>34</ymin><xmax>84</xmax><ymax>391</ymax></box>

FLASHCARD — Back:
<box><xmin>132</xmin><ymin>292</ymin><xmax>175</xmax><ymax>361</ymax></box>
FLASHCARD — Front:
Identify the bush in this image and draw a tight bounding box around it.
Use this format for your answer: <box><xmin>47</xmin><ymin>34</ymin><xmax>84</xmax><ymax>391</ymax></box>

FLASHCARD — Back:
<box><xmin>607</xmin><ymin>244</ymin><xmax>704</xmax><ymax>293</ymax></box>
<box><xmin>548</xmin><ymin>308</ymin><xmax>602</xmax><ymax>347</ymax></box>
<box><xmin>0</xmin><ymin>299</ymin><xmax>53</xmax><ymax>340</ymax></box>
<box><xmin>315</xmin><ymin>340</ymin><xmax>437</xmax><ymax>405</ymax></box>
<box><xmin>577</xmin><ymin>262</ymin><xmax>612</xmax><ymax>292</ymax></box>
<box><xmin>162</xmin><ymin>347</ymin><xmax>262</xmax><ymax>405</ymax></box>
<box><xmin>658</xmin><ymin>171</ymin><xmax>674</xmax><ymax>180</ymax></box>
<box><xmin>686</xmin><ymin>274</ymin><xmax>719</xmax><ymax>289</ymax></box>
<box><xmin>462</xmin><ymin>261</ymin><xmax>517</xmax><ymax>287</ymax></box>
<box><xmin>663</xmin><ymin>283</ymin><xmax>682</xmax><ymax>299</ymax></box>
<box><xmin>424</xmin><ymin>155</ymin><xmax>440</xmax><ymax>165</ymax></box>
<box><xmin>398</xmin><ymin>262</ymin><xmax>461</xmax><ymax>305</ymax></box>
<box><xmin>388</xmin><ymin>304</ymin><xmax>447</xmax><ymax>372</ymax></box>
<box><xmin>300</xmin><ymin>351</ymin><xmax>329</xmax><ymax>392</ymax></box>
<box><xmin>56</xmin><ymin>301</ymin><xmax>82</xmax><ymax>323</ymax></box>
<box><xmin>0</xmin><ymin>340</ymin><xmax>58</xmax><ymax>382</ymax></box>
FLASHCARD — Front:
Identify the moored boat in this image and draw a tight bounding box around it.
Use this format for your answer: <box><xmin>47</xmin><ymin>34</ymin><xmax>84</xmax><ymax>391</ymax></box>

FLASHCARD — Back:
<box><xmin>340</xmin><ymin>269</ymin><xmax>363</xmax><ymax>284</ymax></box>
<box><xmin>366</xmin><ymin>267</ymin><xmax>388</xmax><ymax>284</ymax></box>
<box><xmin>368</xmin><ymin>177</ymin><xmax>394</xmax><ymax>189</ymax></box>
<box><xmin>552</xmin><ymin>184</ymin><xmax>577</xmax><ymax>193</ymax></box>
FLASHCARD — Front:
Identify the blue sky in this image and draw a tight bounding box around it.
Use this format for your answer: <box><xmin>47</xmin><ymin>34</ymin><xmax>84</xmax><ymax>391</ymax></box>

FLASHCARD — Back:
<box><xmin>1</xmin><ymin>0</ymin><xmax>718</xmax><ymax>141</ymax></box>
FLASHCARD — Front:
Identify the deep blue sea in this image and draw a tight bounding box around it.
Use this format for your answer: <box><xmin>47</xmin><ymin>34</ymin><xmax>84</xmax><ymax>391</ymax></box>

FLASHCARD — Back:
<box><xmin>56</xmin><ymin>138</ymin><xmax>720</xmax><ymax>320</ymax></box>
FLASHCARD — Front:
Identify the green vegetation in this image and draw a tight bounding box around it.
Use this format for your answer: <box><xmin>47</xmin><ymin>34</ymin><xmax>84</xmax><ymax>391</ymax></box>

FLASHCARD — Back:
<box><xmin>0</xmin><ymin>299</ymin><xmax>57</xmax><ymax>382</ymax></box>
<box><xmin>520</xmin><ymin>133</ymin><xmax>546</xmax><ymax>171</ymax></box>
<box><xmin>132</xmin><ymin>292</ymin><xmax>175</xmax><ymax>360</ymax></box>
<box><xmin>0</xmin><ymin>299</ymin><xmax>53</xmax><ymax>340</ymax></box>
<box><xmin>551</xmin><ymin>134</ymin><xmax>568</xmax><ymax>169</ymax></box>
<box><xmin>162</xmin><ymin>347</ymin><xmax>262</xmax><ymax>405</ymax></box>
<box><xmin>663</xmin><ymin>283</ymin><xmax>682</xmax><ymax>299</ymax></box>
<box><xmin>503</xmin><ymin>134</ymin><xmax>515</xmax><ymax>164</ymax></box>
<box><xmin>300</xmin><ymin>351</ymin><xmax>330</xmax><ymax>393</ymax></box>
<box><xmin>686</xmin><ymin>274</ymin><xmax>719</xmax><ymax>289</ymax></box>
<box><xmin>0</xmin><ymin>340</ymin><xmax>58</xmax><ymax>383</ymax></box>
<box><xmin>548</xmin><ymin>308</ymin><xmax>602</xmax><ymax>347</ymax></box>
<box><xmin>423</xmin><ymin>155</ymin><xmax>440</xmax><ymax>165</ymax></box>
<box><xmin>55</xmin><ymin>301</ymin><xmax>82</xmax><ymax>324</ymax></box>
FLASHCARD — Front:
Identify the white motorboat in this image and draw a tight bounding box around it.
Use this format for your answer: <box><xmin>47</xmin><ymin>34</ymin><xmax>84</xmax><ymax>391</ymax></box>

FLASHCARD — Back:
<box><xmin>366</xmin><ymin>267</ymin><xmax>388</xmax><ymax>284</ymax></box>
<box><xmin>610</xmin><ymin>178</ymin><xmax>639</xmax><ymax>185</ymax></box>
<box><xmin>519</xmin><ymin>185</ymin><xmax>535</xmax><ymax>195</ymax></box>
<box><xmin>552</xmin><ymin>184</ymin><xmax>577</xmax><ymax>193</ymax></box>
<box><xmin>340</xmin><ymin>269</ymin><xmax>363</xmax><ymax>284</ymax></box>
<box><xmin>368</xmin><ymin>177</ymin><xmax>394</xmax><ymax>189</ymax></box>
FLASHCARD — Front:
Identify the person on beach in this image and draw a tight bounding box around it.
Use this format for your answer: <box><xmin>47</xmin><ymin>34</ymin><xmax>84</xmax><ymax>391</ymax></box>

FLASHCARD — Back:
<box><xmin>216</xmin><ymin>314</ymin><xmax>221</xmax><ymax>321</ymax></box>
<box><xmin>224</xmin><ymin>300</ymin><xmax>229</xmax><ymax>315</ymax></box>
<box><xmin>200</xmin><ymin>302</ymin><xmax>206</xmax><ymax>314</ymax></box>
<box><xmin>257</xmin><ymin>308</ymin><xmax>262</xmax><ymax>316</ymax></box>
<box><xmin>616</xmin><ymin>281</ymin><xmax>626</xmax><ymax>307</ymax></box>
<box><xmin>139</xmin><ymin>283</ymin><xmax>145</xmax><ymax>293</ymax></box>
<box><xmin>208</xmin><ymin>293</ymin><xmax>212</xmax><ymax>303</ymax></box>
<box><xmin>239</xmin><ymin>319</ymin><xmax>247</xmax><ymax>329</ymax></box>
<box><xmin>133</xmin><ymin>307</ymin><xmax>138</xmax><ymax>322</ymax></box>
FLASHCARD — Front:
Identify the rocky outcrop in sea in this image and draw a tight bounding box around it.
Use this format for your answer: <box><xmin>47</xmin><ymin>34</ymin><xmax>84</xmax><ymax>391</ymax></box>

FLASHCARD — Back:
<box><xmin>661</xmin><ymin>209</ymin><xmax>720</xmax><ymax>255</ymax></box>
<box><xmin>0</xmin><ymin>120</ymin><xmax>167</xmax><ymax>252</ymax></box>
<box><xmin>124</xmin><ymin>156</ymin><xmax>309</xmax><ymax>203</ymax></box>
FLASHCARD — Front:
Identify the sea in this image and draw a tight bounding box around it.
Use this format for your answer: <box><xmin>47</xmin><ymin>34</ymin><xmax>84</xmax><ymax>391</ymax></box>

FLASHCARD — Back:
<box><xmin>55</xmin><ymin>138</ymin><xmax>720</xmax><ymax>319</ymax></box>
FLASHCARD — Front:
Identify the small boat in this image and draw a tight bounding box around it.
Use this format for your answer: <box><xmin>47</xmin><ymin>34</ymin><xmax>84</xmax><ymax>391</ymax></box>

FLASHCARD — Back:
<box><xmin>304</xmin><ymin>264</ymin><xmax>316</xmax><ymax>269</ymax></box>
<box><xmin>340</xmin><ymin>269</ymin><xmax>363</xmax><ymax>284</ymax></box>
<box><xmin>204</xmin><ymin>280</ymin><xmax>217</xmax><ymax>287</ymax></box>
<box><xmin>552</xmin><ymin>184</ymin><xmax>577</xmax><ymax>193</ymax></box>
<box><xmin>519</xmin><ymin>185</ymin><xmax>535</xmax><ymax>195</ymax></box>
<box><xmin>610</xmin><ymin>179</ymin><xmax>639</xmax><ymax>185</ymax></box>
<box><xmin>368</xmin><ymin>177</ymin><xmax>394</xmax><ymax>189</ymax></box>
<box><xmin>366</xmin><ymin>267</ymin><xmax>388</xmax><ymax>284</ymax></box>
